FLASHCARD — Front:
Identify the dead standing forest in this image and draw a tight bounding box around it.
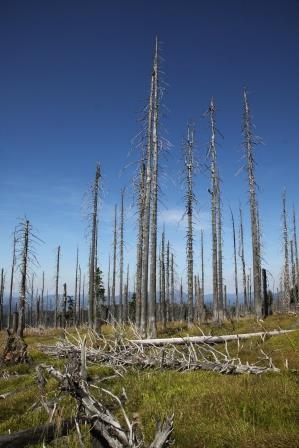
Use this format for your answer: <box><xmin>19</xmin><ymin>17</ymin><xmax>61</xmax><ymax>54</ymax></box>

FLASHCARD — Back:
<box><xmin>0</xmin><ymin>38</ymin><xmax>299</xmax><ymax>448</ymax></box>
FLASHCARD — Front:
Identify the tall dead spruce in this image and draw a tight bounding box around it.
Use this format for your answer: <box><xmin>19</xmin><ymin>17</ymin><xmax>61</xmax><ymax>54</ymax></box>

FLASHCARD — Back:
<box><xmin>183</xmin><ymin>123</ymin><xmax>196</xmax><ymax>325</ymax></box>
<box><xmin>282</xmin><ymin>189</ymin><xmax>290</xmax><ymax>308</ymax></box>
<box><xmin>242</xmin><ymin>89</ymin><xmax>262</xmax><ymax>318</ymax></box>
<box><xmin>140</xmin><ymin>38</ymin><xmax>160</xmax><ymax>337</ymax></box>
<box><xmin>88</xmin><ymin>163</ymin><xmax>101</xmax><ymax>330</ymax></box>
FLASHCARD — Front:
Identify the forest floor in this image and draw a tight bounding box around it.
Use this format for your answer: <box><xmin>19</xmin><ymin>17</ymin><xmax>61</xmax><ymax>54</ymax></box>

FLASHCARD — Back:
<box><xmin>0</xmin><ymin>314</ymin><xmax>299</xmax><ymax>448</ymax></box>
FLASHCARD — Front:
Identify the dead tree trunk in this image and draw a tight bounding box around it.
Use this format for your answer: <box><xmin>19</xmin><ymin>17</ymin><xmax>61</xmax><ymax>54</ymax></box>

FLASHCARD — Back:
<box><xmin>89</xmin><ymin>163</ymin><xmax>101</xmax><ymax>330</ymax></box>
<box><xmin>18</xmin><ymin>220</ymin><xmax>30</xmax><ymax>338</ymax></box>
<box><xmin>217</xmin><ymin>169</ymin><xmax>224</xmax><ymax>320</ymax></box>
<box><xmin>161</xmin><ymin>229</ymin><xmax>166</xmax><ymax>329</ymax></box>
<box><xmin>230</xmin><ymin>209</ymin><xmax>239</xmax><ymax>319</ymax></box>
<box><xmin>119</xmin><ymin>188</ymin><xmax>125</xmax><ymax>323</ymax></box>
<box><xmin>208</xmin><ymin>99</ymin><xmax>219</xmax><ymax>321</ymax></box>
<box><xmin>170</xmin><ymin>253</ymin><xmax>174</xmax><ymax>321</ymax></box>
<box><xmin>8</xmin><ymin>229</ymin><xmax>16</xmax><ymax>329</ymax></box>
<box><xmin>148</xmin><ymin>37</ymin><xmax>159</xmax><ymax>338</ymax></box>
<box><xmin>0</xmin><ymin>269</ymin><xmax>4</xmax><ymax>330</ymax></box>
<box><xmin>292</xmin><ymin>206</ymin><xmax>299</xmax><ymax>297</ymax></box>
<box><xmin>54</xmin><ymin>246</ymin><xmax>60</xmax><ymax>328</ymax></box>
<box><xmin>135</xmin><ymin>160</ymin><xmax>145</xmax><ymax>328</ymax></box>
<box><xmin>63</xmin><ymin>283</ymin><xmax>67</xmax><ymax>328</ymax></box>
<box><xmin>290</xmin><ymin>240</ymin><xmax>296</xmax><ymax>304</ymax></box>
<box><xmin>201</xmin><ymin>229</ymin><xmax>205</xmax><ymax>317</ymax></box>
<box><xmin>124</xmin><ymin>264</ymin><xmax>129</xmax><ymax>323</ymax></box>
<box><xmin>239</xmin><ymin>206</ymin><xmax>248</xmax><ymax>312</ymax></box>
<box><xmin>74</xmin><ymin>247</ymin><xmax>79</xmax><ymax>326</ymax></box>
<box><xmin>282</xmin><ymin>189</ymin><xmax>290</xmax><ymax>308</ymax></box>
<box><xmin>180</xmin><ymin>277</ymin><xmax>184</xmax><ymax>323</ymax></box>
<box><xmin>140</xmin><ymin>43</ymin><xmax>156</xmax><ymax>338</ymax></box>
<box><xmin>243</xmin><ymin>89</ymin><xmax>262</xmax><ymax>318</ymax></box>
<box><xmin>184</xmin><ymin>123</ymin><xmax>195</xmax><ymax>326</ymax></box>
<box><xmin>41</xmin><ymin>271</ymin><xmax>44</xmax><ymax>326</ymax></box>
<box><xmin>112</xmin><ymin>204</ymin><xmax>117</xmax><ymax>321</ymax></box>
<box><xmin>262</xmin><ymin>268</ymin><xmax>269</xmax><ymax>318</ymax></box>
<box><xmin>166</xmin><ymin>240</ymin><xmax>170</xmax><ymax>323</ymax></box>
<box><xmin>78</xmin><ymin>264</ymin><xmax>81</xmax><ymax>326</ymax></box>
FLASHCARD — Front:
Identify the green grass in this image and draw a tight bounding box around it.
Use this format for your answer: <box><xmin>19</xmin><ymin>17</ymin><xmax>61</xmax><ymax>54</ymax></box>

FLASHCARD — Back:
<box><xmin>0</xmin><ymin>315</ymin><xmax>299</xmax><ymax>447</ymax></box>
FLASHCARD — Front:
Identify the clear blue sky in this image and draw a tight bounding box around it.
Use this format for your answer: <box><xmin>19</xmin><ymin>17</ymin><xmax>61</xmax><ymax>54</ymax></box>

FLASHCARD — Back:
<box><xmin>0</xmin><ymin>0</ymin><xmax>298</xmax><ymax>296</ymax></box>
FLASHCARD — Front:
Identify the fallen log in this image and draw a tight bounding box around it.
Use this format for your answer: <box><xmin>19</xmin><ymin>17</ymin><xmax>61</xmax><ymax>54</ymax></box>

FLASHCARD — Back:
<box><xmin>130</xmin><ymin>329</ymin><xmax>295</xmax><ymax>346</ymax></box>
<box><xmin>0</xmin><ymin>418</ymin><xmax>75</xmax><ymax>448</ymax></box>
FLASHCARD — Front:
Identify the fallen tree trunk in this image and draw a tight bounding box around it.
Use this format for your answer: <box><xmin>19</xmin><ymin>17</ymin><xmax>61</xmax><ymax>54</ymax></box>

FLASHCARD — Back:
<box><xmin>0</xmin><ymin>418</ymin><xmax>75</xmax><ymax>448</ymax></box>
<box><xmin>130</xmin><ymin>329</ymin><xmax>295</xmax><ymax>346</ymax></box>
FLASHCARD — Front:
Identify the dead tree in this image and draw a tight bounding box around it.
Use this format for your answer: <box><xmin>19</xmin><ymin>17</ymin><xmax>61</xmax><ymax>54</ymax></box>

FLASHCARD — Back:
<box><xmin>88</xmin><ymin>163</ymin><xmax>101</xmax><ymax>330</ymax></box>
<box><xmin>208</xmin><ymin>99</ymin><xmax>220</xmax><ymax>321</ymax></box>
<box><xmin>292</xmin><ymin>206</ymin><xmax>299</xmax><ymax>300</ymax></box>
<box><xmin>8</xmin><ymin>229</ymin><xmax>17</xmax><ymax>329</ymax></box>
<box><xmin>184</xmin><ymin>123</ymin><xmax>195</xmax><ymax>325</ymax></box>
<box><xmin>217</xmin><ymin>169</ymin><xmax>224</xmax><ymax>320</ymax></box>
<box><xmin>179</xmin><ymin>277</ymin><xmax>184</xmax><ymax>323</ymax></box>
<box><xmin>78</xmin><ymin>264</ymin><xmax>81</xmax><ymax>325</ymax></box>
<box><xmin>290</xmin><ymin>240</ymin><xmax>296</xmax><ymax>303</ymax></box>
<box><xmin>112</xmin><ymin>204</ymin><xmax>117</xmax><ymax>321</ymax></box>
<box><xmin>148</xmin><ymin>37</ymin><xmax>159</xmax><ymax>338</ymax></box>
<box><xmin>17</xmin><ymin>220</ymin><xmax>30</xmax><ymax>337</ymax></box>
<box><xmin>140</xmin><ymin>42</ymin><xmax>156</xmax><ymax>338</ymax></box>
<box><xmin>41</xmin><ymin>271</ymin><xmax>45</xmax><ymax>326</ymax></box>
<box><xmin>170</xmin><ymin>252</ymin><xmax>174</xmax><ymax>321</ymax></box>
<box><xmin>0</xmin><ymin>269</ymin><xmax>4</xmax><ymax>330</ymax></box>
<box><xmin>119</xmin><ymin>188</ymin><xmax>125</xmax><ymax>323</ymax></box>
<box><xmin>161</xmin><ymin>229</ymin><xmax>166</xmax><ymax>329</ymax></box>
<box><xmin>107</xmin><ymin>255</ymin><xmax>111</xmax><ymax>319</ymax></box>
<box><xmin>135</xmin><ymin>160</ymin><xmax>145</xmax><ymax>328</ymax></box>
<box><xmin>230</xmin><ymin>209</ymin><xmax>239</xmax><ymax>318</ymax></box>
<box><xmin>62</xmin><ymin>283</ymin><xmax>67</xmax><ymax>328</ymax></box>
<box><xmin>166</xmin><ymin>240</ymin><xmax>170</xmax><ymax>322</ymax></box>
<box><xmin>239</xmin><ymin>206</ymin><xmax>248</xmax><ymax>312</ymax></box>
<box><xmin>201</xmin><ymin>229</ymin><xmax>205</xmax><ymax>316</ymax></box>
<box><xmin>54</xmin><ymin>245</ymin><xmax>60</xmax><ymax>328</ymax></box>
<box><xmin>282</xmin><ymin>189</ymin><xmax>290</xmax><ymax>308</ymax></box>
<box><xmin>242</xmin><ymin>89</ymin><xmax>262</xmax><ymax>318</ymax></box>
<box><xmin>124</xmin><ymin>264</ymin><xmax>129</xmax><ymax>323</ymax></box>
<box><xmin>74</xmin><ymin>247</ymin><xmax>79</xmax><ymax>325</ymax></box>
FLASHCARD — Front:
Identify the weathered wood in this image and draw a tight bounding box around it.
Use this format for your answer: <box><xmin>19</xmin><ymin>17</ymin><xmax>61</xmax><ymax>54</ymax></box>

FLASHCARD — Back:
<box><xmin>0</xmin><ymin>418</ymin><xmax>75</xmax><ymax>448</ymax></box>
<box><xmin>130</xmin><ymin>329</ymin><xmax>295</xmax><ymax>347</ymax></box>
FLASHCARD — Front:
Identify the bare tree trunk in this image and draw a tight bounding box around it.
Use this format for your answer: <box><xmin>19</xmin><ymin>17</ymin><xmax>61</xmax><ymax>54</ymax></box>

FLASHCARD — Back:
<box><xmin>217</xmin><ymin>170</ymin><xmax>224</xmax><ymax>320</ymax></box>
<box><xmin>74</xmin><ymin>247</ymin><xmax>79</xmax><ymax>326</ymax></box>
<box><xmin>239</xmin><ymin>206</ymin><xmax>248</xmax><ymax>312</ymax></box>
<box><xmin>124</xmin><ymin>264</ymin><xmax>129</xmax><ymax>323</ymax></box>
<box><xmin>201</xmin><ymin>229</ymin><xmax>205</xmax><ymax>318</ymax></box>
<box><xmin>290</xmin><ymin>240</ymin><xmax>296</xmax><ymax>303</ymax></box>
<box><xmin>243</xmin><ymin>89</ymin><xmax>262</xmax><ymax>318</ymax></box>
<box><xmin>0</xmin><ymin>269</ymin><xmax>4</xmax><ymax>331</ymax></box>
<box><xmin>54</xmin><ymin>246</ymin><xmax>60</xmax><ymax>328</ymax></box>
<box><xmin>89</xmin><ymin>163</ymin><xmax>101</xmax><ymax>330</ymax></box>
<box><xmin>119</xmin><ymin>189</ymin><xmax>125</xmax><ymax>323</ymax></box>
<box><xmin>208</xmin><ymin>99</ymin><xmax>219</xmax><ymax>321</ymax></box>
<box><xmin>112</xmin><ymin>204</ymin><xmax>117</xmax><ymax>321</ymax></box>
<box><xmin>78</xmin><ymin>265</ymin><xmax>81</xmax><ymax>326</ymax></box>
<box><xmin>292</xmin><ymin>206</ymin><xmax>299</xmax><ymax>301</ymax></box>
<box><xmin>161</xmin><ymin>229</ymin><xmax>166</xmax><ymax>329</ymax></box>
<box><xmin>148</xmin><ymin>37</ymin><xmax>159</xmax><ymax>338</ymax></box>
<box><xmin>41</xmin><ymin>271</ymin><xmax>44</xmax><ymax>327</ymax></box>
<box><xmin>230</xmin><ymin>209</ymin><xmax>239</xmax><ymax>319</ymax></box>
<box><xmin>18</xmin><ymin>220</ymin><xmax>30</xmax><ymax>338</ymax></box>
<box><xmin>180</xmin><ymin>277</ymin><xmax>184</xmax><ymax>323</ymax></box>
<box><xmin>170</xmin><ymin>253</ymin><xmax>174</xmax><ymax>322</ymax></box>
<box><xmin>184</xmin><ymin>124</ymin><xmax>195</xmax><ymax>326</ymax></box>
<box><xmin>282</xmin><ymin>189</ymin><xmax>290</xmax><ymax>308</ymax></box>
<box><xmin>135</xmin><ymin>161</ymin><xmax>145</xmax><ymax>328</ymax></box>
<box><xmin>63</xmin><ymin>283</ymin><xmax>67</xmax><ymax>329</ymax></box>
<box><xmin>8</xmin><ymin>229</ymin><xmax>16</xmax><ymax>329</ymax></box>
<box><xmin>140</xmin><ymin>43</ymin><xmax>156</xmax><ymax>337</ymax></box>
<box><xmin>107</xmin><ymin>255</ymin><xmax>111</xmax><ymax>320</ymax></box>
<box><xmin>166</xmin><ymin>240</ymin><xmax>170</xmax><ymax>323</ymax></box>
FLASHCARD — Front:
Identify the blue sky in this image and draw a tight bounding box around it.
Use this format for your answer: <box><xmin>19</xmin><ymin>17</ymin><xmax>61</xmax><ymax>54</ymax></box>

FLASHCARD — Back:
<box><xmin>0</xmin><ymin>0</ymin><xmax>298</xmax><ymax>296</ymax></box>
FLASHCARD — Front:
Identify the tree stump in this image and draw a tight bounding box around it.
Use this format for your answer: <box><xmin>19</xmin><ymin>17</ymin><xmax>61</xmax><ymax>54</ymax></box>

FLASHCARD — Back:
<box><xmin>1</xmin><ymin>330</ymin><xmax>29</xmax><ymax>364</ymax></box>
